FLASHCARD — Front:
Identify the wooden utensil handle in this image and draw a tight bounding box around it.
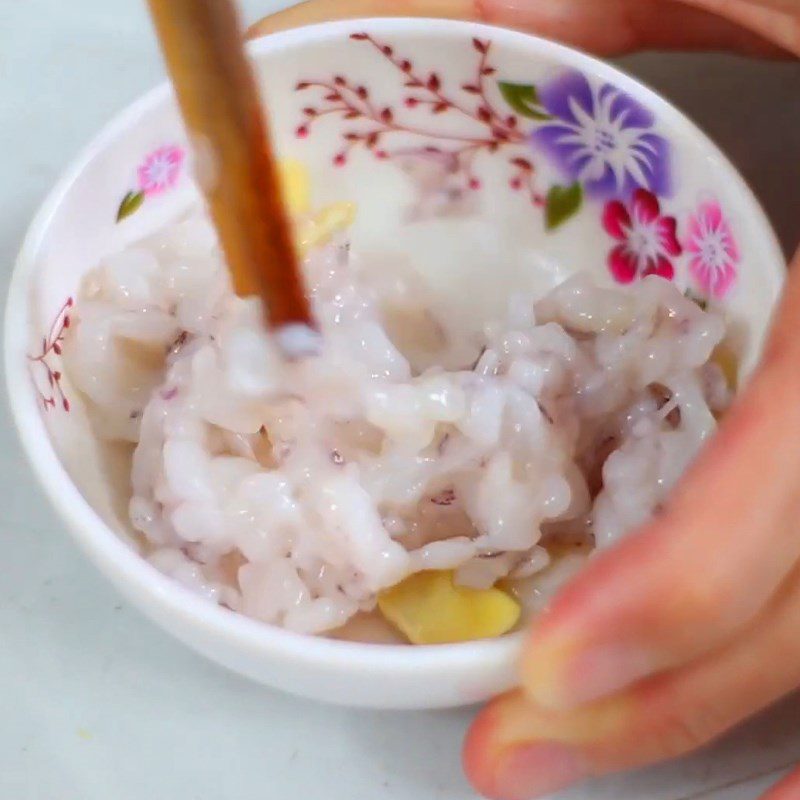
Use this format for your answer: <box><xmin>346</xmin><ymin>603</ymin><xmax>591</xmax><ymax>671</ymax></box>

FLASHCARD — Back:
<box><xmin>147</xmin><ymin>0</ymin><xmax>313</xmax><ymax>331</ymax></box>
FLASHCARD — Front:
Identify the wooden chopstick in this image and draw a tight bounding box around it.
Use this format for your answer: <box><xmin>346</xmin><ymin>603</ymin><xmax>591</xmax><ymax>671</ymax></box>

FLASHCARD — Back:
<box><xmin>146</xmin><ymin>0</ymin><xmax>319</xmax><ymax>356</ymax></box>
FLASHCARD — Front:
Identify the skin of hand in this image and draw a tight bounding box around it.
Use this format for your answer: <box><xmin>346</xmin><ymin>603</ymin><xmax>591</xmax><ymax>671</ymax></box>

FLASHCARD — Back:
<box><xmin>248</xmin><ymin>0</ymin><xmax>799</xmax><ymax>796</ymax></box>
<box><xmin>247</xmin><ymin>0</ymin><xmax>792</xmax><ymax>56</ymax></box>
<box><xmin>456</xmin><ymin>2</ymin><xmax>800</xmax><ymax>798</ymax></box>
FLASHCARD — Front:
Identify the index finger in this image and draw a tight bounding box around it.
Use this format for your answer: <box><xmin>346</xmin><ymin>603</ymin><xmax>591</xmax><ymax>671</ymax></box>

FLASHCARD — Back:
<box><xmin>520</xmin><ymin>251</ymin><xmax>800</xmax><ymax>710</ymax></box>
<box><xmin>677</xmin><ymin>0</ymin><xmax>800</xmax><ymax>55</ymax></box>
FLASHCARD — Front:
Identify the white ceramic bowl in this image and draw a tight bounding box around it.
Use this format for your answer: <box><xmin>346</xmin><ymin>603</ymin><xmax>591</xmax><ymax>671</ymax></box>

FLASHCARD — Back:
<box><xmin>5</xmin><ymin>18</ymin><xmax>785</xmax><ymax>709</ymax></box>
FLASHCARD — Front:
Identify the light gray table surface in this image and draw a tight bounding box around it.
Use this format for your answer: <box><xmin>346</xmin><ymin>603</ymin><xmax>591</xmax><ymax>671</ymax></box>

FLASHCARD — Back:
<box><xmin>1</xmin><ymin>2</ymin><xmax>798</xmax><ymax>798</ymax></box>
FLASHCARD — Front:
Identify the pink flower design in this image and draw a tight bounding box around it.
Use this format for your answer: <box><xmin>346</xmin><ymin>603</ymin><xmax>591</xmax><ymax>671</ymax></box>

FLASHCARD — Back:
<box><xmin>602</xmin><ymin>189</ymin><xmax>682</xmax><ymax>283</ymax></box>
<box><xmin>137</xmin><ymin>145</ymin><xmax>185</xmax><ymax>196</ymax></box>
<box><xmin>685</xmin><ymin>201</ymin><xmax>739</xmax><ymax>299</ymax></box>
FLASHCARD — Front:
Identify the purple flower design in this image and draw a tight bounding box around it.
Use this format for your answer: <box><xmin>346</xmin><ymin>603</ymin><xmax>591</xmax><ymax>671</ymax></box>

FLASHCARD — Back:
<box><xmin>533</xmin><ymin>71</ymin><xmax>671</xmax><ymax>200</ymax></box>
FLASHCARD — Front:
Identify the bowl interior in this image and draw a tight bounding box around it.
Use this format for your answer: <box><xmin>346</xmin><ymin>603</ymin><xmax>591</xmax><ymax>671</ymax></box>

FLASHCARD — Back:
<box><xmin>8</xmin><ymin>19</ymin><xmax>785</xmax><ymax>641</ymax></box>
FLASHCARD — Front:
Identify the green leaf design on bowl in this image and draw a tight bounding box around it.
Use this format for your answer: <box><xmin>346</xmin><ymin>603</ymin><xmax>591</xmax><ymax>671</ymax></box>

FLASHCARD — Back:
<box><xmin>545</xmin><ymin>182</ymin><xmax>583</xmax><ymax>230</ymax></box>
<box><xmin>497</xmin><ymin>82</ymin><xmax>551</xmax><ymax>120</ymax></box>
<box><xmin>116</xmin><ymin>190</ymin><xmax>145</xmax><ymax>222</ymax></box>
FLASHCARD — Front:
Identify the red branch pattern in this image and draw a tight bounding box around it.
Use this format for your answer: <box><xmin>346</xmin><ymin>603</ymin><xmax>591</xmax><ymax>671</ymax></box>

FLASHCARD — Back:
<box><xmin>509</xmin><ymin>157</ymin><xmax>546</xmax><ymax>207</ymax></box>
<box><xmin>28</xmin><ymin>297</ymin><xmax>73</xmax><ymax>412</ymax></box>
<box><xmin>295</xmin><ymin>34</ymin><xmax>543</xmax><ymax>204</ymax></box>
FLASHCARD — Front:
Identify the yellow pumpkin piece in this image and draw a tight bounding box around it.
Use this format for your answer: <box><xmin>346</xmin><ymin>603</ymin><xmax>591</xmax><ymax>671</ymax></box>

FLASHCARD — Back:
<box><xmin>276</xmin><ymin>158</ymin><xmax>356</xmax><ymax>253</ymax></box>
<box><xmin>712</xmin><ymin>342</ymin><xmax>738</xmax><ymax>390</ymax></box>
<box><xmin>296</xmin><ymin>201</ymin><xmax>357</xmax><ymax>254</ymax></box>
<box><xmin>277</xmin><ymin>159</ymin><xmax>310</xmax><ymax>216</ymax></box>
<box><xmin>377</xmin><ymin>570</ymin><xmax>521</xmax><ymax>645</ymax></box>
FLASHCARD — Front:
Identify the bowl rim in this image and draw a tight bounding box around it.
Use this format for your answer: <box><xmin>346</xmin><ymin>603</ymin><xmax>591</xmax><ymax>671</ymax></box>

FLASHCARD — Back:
<box><xmin>5</xmin><ymin>17</ymin><xmax>786</xmax><ymax>678</ymax></box>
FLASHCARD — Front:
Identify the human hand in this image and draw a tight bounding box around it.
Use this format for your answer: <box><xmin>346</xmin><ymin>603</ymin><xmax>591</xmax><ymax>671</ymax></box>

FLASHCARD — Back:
<box><xmin>248</xmin><ymin>0</ymin><xmax>799</xmax><ymax>795</ymax></box>
<box><xmin>248</xmin><ymin>0</ymin><xmax>795</xmax><ymax>57</ymax></box>
<box><xmin>463</xmin><ymin>8</ymin><xmax>800</xmax><ymax>796</ymax></box>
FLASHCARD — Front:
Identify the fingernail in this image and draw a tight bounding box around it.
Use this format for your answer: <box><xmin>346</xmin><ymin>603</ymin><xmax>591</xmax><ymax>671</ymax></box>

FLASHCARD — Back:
<box><xmin>524</xmin><ymin>640</ymin><xmax>657</xmax><ymax>709</ymax></box>
<box><xmin>492</xmin><ymin>741</ymin><xmax>586</xmax><ymax>800</ymax></box>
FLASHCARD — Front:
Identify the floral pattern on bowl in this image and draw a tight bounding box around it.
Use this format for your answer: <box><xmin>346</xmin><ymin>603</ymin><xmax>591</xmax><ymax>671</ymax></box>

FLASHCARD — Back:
<box><xmin>28</xmin><ymin>297</ymin><xmax>73</xmax><ymax>412</ymax></box>
<box><xmin>533</xmin><ymin>70</ymin><xmax>671</xmax><ymax>200</ymax></box>
<box><xmin>686</xmin><ymin>201</ymin><xmax>741</xmax><ymax>299</ymax></box>
<box><xmin>294</xmin><ymin>31</ymin><xmax>740</xmax><ymax>299</ymax></box>
<box><xmin>32</xmin><ymin>30</ymin><xmax>750</xmax><ymax>417</ymax></box>
<box><xmin>31</xmin><ymin>144</ymin><xmax>187</xmax><ymax>413</ymax></box>
<box><xmin>602</xmin><ymin>190</ymin><xmax>682</xmax><ymax>283</ymax></box>
<box><xmin>115</xmin><ymin>144</ymin><xmax>186</xmax><ymax>222</ymax></box>
<box><xmin>295</xmin><ymin>35</ymin><xmax>565</xmax><ymax>225</ymax></box>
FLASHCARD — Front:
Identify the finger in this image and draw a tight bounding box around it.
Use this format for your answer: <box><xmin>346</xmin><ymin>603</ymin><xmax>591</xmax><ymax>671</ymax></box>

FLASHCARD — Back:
<box><xmin>519</xmin><ymin>252</ymin><xmax>800</xmax><ymax>710</ymax></box>
<box><xmin>760</xmin><ymin>245</ymin><xmax>800</xmax><ymax>370</ymax></box>
<box><xmin>465</xmin><ymin>566</ymin><xmax>800</xmax><ymax>799</ymax></box>
<box><xmin>246</xmin><ymin>0</ymin><xmax>786</xmax><ymax>57</ymax></box>
<box><xmin>677</xmin><ymin>0</ymin><xmax>800</xmax><ymax>55</ymax></box>
<box><xmin>759</xmin><ymin>765</ymin><xmax>800</xmax><ymax>800</ymax></box>
<box><xmin>477</xmin><ymin>0</ymin><xmax>786</xmax><ymax>56</ymax></box>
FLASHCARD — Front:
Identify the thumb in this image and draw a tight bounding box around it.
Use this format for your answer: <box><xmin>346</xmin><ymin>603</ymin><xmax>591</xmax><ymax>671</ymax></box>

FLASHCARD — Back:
<box><xmin>760</xmin><ymin>766</ymin><xmax>800</xmax><ymax>800</ymax></box>
<box><xmin>676</xmin><ymin>0</ymin><xmax>800</xmax><ymax>56</ymax></box>
<box><xmin>464</xmin><ymin>561</ymin><xmax>800</xmax><ymax>799</ymax></box>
